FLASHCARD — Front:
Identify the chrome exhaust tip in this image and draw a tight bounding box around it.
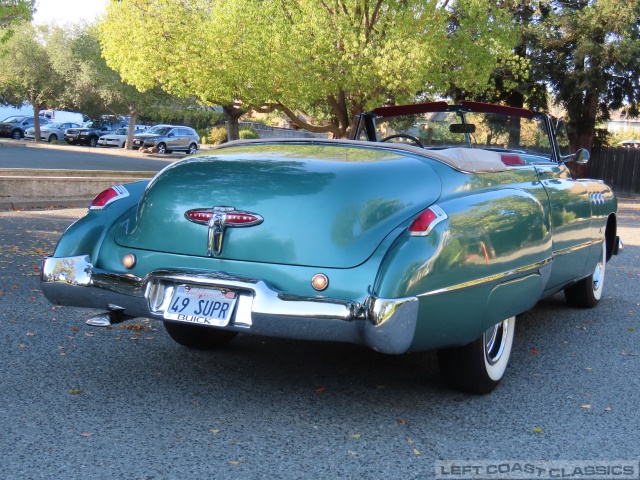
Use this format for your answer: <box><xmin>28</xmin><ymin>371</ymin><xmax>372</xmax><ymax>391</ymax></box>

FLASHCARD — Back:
<box><xmin>85</xmin><ymin>305</ymin><xmax>128</xmax><ymax>327</ymax></box>
<box><xmin>86</xmin><ymin>313</ymin><xmax>114</xmax><ymax>327</ymax></box>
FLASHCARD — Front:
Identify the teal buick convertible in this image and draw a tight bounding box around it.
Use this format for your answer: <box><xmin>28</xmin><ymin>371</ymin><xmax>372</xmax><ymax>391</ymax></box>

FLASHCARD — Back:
<box><xmin>41</xmin><ymin>101</ymin><xmax>621</xmax><ymax>393</ymax></box>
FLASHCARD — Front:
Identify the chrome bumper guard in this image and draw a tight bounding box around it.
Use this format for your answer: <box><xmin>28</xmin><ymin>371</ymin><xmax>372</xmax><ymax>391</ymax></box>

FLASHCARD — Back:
<box><xmin>41</xmin><ymin>255</ymin><xmax>419</xmax><ymax>354</ymax></box>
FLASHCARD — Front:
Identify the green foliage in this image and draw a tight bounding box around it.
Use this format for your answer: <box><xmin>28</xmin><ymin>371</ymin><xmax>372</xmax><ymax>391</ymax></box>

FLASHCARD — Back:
<box><xmin>0</xmin><ymin>23</ymin><xmax>64</xmax><ymax>112</ymax></box>
<box><xmin>594</xmin><ymin>128</ymin><xmax>614</xmax><ymax>148</ymax></box>
<box><xmin>99</xmin><ymin>0</ymin><xmax>518</xmax><ymax>138</ymax></box>
<box><xmin>153</xmin><ymin>108</ymin><xmax>224</xmax><ymax>130</ymax></box>
<box><xmin>207</xmin><ymin>126</ymin><xmax>228</xmax><ymax>145</ymax></box>
<box><xmin>532</xmin><ymin>0</ymin><xmax>640</xmax><ymax>150</ymax></box>
<box><xmin>239</xmin><ymin>128</ymin><xmax>259</xmax><ymax>140</ymax></box>
<box><xmin>611</xmin><ymin>126</ymin><xmax>640</xmax><ymax>144</ymax></box>
<box><xmin>0</xmin><ymin>0</ymin><xmax>34</xmax><ymax>44</ymax></box>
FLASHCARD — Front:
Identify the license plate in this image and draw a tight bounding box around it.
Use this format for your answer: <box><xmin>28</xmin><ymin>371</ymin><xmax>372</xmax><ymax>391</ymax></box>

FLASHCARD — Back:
<box><xmin>134</xmin><ymin>140</ymin><xmax>142</xmax><ymax>145</ymax></box>
<box><xmin>163</xmin><ymin>285</ymin><xmax>237</xmax><ymax>327</ymax></box>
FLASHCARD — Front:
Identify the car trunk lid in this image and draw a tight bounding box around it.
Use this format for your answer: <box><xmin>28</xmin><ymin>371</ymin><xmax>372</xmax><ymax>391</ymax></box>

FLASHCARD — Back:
<box><xmin>115</xmin><ymin>143</ymin><xmax>442</xmax><ymax>268</ymax></box>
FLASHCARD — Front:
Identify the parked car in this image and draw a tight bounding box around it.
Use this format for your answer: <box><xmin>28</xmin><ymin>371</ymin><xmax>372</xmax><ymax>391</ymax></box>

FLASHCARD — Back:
<box><xmin>0</xmin><ymin>115</ymin><xmax>48</xmax><ymax>139</ymax></box>
<box><xmin>97</xmin><ymin>126</ymin><xmax>151</xmax><ymax>148</ymax></box>
<box><xmin>132</xmin><ymin>125</ymin><xmax>200</xmax><ymax>154</ymax></box>
<box><xmin>24</xmin><ymin>121</ymin><xmax>82</xmax><ymax>142</ymax></box>
<box><xmin>41</xmin><ymin>101</ymin><xmax>621</xmax><ymax>394</ymax></box>
<box><xmin>617</xmin><ymin>140</ymin><xmax>640</xmax><ymax>148</ymax></box>
<box><xmin>98</xmin><ymin>127</ymin><xmax>135</xmax><ymax>148</ymax></box>
<box><xmin>64</xmin><ymin>120</ymin><xmax>123</xmax><ymax>147</ymax></box>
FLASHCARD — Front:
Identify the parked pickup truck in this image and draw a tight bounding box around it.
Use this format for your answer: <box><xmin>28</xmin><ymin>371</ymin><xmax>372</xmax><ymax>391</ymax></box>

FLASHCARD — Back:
<box><xmin>64</xmin><ymin>121</ymin><xmax>124</xmax><ymax>147</ymax></box>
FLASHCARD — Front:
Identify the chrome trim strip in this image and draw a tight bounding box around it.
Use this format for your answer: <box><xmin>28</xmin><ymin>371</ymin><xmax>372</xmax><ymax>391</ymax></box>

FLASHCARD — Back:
<box><xmin>419</xmin><ymin>257</ymin><xmax>553</xmax><ymax>297</ymax></box>
<box><xmin>553</xmin><ymin>239</ymin><xmax>602</xmax><ymax>257</ymax></box>
<box><xmin>41</xmin><ymin>256</ymin><xmax>418</xmax><ymax>354</ymax></box>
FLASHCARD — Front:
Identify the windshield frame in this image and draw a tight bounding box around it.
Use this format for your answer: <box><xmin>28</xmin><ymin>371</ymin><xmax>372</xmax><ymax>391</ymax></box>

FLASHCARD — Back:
<box><xmin>354</xmin><ymin>101</ymin><xmax>562</xmax><ymax>164</ymax></box>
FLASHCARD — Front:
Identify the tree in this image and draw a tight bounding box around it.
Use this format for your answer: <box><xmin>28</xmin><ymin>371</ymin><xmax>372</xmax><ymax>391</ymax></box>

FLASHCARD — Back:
<box><xmin>100</xmin><ymin>0</ymin><xmax>519</xmax><ymax>139</ymax></box>
<box><xmin>0</xmin><ymin>0</ymin><xmax>34</xmax><ymax>44</ymax></box>
<box><xmin>449</xmin><ymin>1</ymin><xmax>548</xmax><ymax>113</ymax></box>
<box><xmin>47</xmin><ymin>23</ymin><xmax>190</xmax><ymax>149</ymax></box>
<box><xmin>473</xmin><ymin>0</ymin><xmax>640</xmax><ymax>176</ymax></box>
<box><xmin>533</xmin><ymin>0</ymin><xmax>640</xmax><ymax>157</ymax></box>
<box><xmin>0</xmin><ymin>23</ymin><xmax>65</xmax><ymax>141</ymax></box>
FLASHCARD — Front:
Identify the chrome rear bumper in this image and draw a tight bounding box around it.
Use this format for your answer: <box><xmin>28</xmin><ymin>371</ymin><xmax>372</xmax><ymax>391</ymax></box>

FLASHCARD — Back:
<box><xmin>41</xmin><ymin>255</ymin><xmax>418</xmax><ymax>354</ymax></box>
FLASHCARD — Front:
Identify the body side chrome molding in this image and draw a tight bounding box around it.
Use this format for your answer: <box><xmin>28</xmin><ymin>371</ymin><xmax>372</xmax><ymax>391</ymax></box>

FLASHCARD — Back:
<box><xmin>419</xmin><ymin>257</ymin><xmax>553</xmax><ymax>298</ymax></box>
<box><xmin>552</xmin><ymin>238</ymin><xmax>602</xmax><ymax>258</ymax></box>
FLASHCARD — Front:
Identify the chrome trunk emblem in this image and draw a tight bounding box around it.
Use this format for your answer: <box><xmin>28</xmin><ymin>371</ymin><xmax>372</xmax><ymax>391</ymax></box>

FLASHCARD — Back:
<box><xmin>185</xmin><ymin>206</ymin><xmax>264</xmax><ymax>257</ymax></box>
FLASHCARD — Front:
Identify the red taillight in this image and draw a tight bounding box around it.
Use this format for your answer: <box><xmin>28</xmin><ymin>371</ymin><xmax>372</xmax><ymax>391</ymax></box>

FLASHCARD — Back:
<box><xmin>408</xmin><ymin>205</ymin><xmax>447</xmax><ymax>236</ymax></box>
<box><xmin>185</xmin><ymin>208</ymin><xmax>264</xmax><ymax>227</ymax></box>
<box><xmin>186</xmin><ymin>211</ymin><xmax>214</xmax><ymax>223</ymax></box>
<box><xmin>89</xmin><ymin>185</ymin><xmax>129</xmax><ymax>210</ymax></box>
<box><xmin>225</xmin><ymin>213</ymin><xmax>262</xmax><ymax>225</ymax></box>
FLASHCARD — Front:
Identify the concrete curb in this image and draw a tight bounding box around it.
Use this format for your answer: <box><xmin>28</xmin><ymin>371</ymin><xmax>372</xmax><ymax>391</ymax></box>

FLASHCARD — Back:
<box><xmin>0</xmin><ymin>169</ymin><xmax>155</xmax><ymax>211</ymax></box>
<box><xmin>0</xmin><ymin>137</ymin><xmax>216</xmax><ymax>211</ymax></box>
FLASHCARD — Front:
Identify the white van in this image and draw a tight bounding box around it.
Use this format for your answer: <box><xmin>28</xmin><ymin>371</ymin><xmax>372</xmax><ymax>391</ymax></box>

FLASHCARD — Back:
<box><xmin>39</xmin><ymin>110</ymin><xmax>89</xmax><ymax>125</ymax></box>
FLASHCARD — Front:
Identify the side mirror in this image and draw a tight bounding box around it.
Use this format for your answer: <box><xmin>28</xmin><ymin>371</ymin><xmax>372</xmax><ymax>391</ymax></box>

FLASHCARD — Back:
<box><xmin>168</xmin><ymin>132</ymin><xmax>175</xmax><ymax>137</ymax></box>
<box><xmin>560</xmin><ymin>148</ymin><xmax>590</xmax><ymax>165</ymax></box>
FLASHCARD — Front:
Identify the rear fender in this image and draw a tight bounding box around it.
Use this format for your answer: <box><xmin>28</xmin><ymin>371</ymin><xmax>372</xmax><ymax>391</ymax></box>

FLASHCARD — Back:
<box><xmin>53</xmin><ymin>180</ymin><xmax>149</xmax><ymax>262</ymax></box>
<box><xmin>374</xmin><ymin>188</ymin><xmax>552</xmax><ymax>351</ymax></box>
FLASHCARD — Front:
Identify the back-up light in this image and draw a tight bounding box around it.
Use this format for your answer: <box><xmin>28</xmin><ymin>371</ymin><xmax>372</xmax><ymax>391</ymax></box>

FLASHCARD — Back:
<box><xmin>409</xmin><ymin>205</ymin><xmax>448</xmax><ymax>236</ymax></box>
<box><xmin>89</xmin><ymin>185</ymin><xmax>130</xmax><ymax>210</ymax></box>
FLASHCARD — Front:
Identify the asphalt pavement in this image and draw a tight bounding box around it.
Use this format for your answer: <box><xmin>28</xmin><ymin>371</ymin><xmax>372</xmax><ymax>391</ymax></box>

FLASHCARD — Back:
<box><xmin>0</xmin><ymin>200</ymin><xmax>638</xmax><ymax>479</ymax></box>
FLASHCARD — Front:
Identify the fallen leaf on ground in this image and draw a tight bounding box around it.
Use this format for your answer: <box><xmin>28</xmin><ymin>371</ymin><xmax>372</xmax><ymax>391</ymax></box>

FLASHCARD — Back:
<box><xmin>621</xmin><ymin>350</ymin><xmax>639</xmax><ymax>356</ymax></box>
<box><xmin>351</xmin><ymin>434</ymin><xmax>362</xmax><ymax>439</ymax></box>
<box><xmin>581</xmin><ymin>404</ymin><xmax>591</xmax><ymax>409</ymax></box>
<box><xmin>532</xmin><ymin>427</ymin><xmax>543</xmax><ymax>433</ymax></box>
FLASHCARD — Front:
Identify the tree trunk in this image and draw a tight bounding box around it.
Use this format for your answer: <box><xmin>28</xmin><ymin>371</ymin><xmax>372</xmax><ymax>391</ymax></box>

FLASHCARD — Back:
<box><xmin>126</xmin><ymin>107</ymin><xmax>138</xmax><ymax>150</ymax></box>
<box><xmin>505</xmin><ymin>90</ymin><xmax>524</xmax><ymax>148</ymax></box>
<box><xmin>566</xmin><ymin>90</ymin><xmax>598</xmax><ymax>178</ymax></box>
<box><xmin>223</xmin><ymin>104</ymin><xmax>246</xmax><ymax>141</ymax></box>
<box><xmin>31</xmin><ymin>102</ymin><xmax>41</xmax><ymax>143</ymax></box>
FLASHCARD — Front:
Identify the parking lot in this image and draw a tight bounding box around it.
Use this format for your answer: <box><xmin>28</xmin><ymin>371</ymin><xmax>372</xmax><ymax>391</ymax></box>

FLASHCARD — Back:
<box><xmin>0</xmin><ymin>199</ymin><xmax>638</xmax><ymax>479</ymax></box>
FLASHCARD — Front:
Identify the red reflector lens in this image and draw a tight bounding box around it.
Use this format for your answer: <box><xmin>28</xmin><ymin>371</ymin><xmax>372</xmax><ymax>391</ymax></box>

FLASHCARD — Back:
<box><xmin>90</xmin><ymin>188</ymin><xmax>118</xmax><ymax>208</ymax></box>
<box><xmin>408</xmin><ymin>205</ymin><xmax>447</xmax><ymax>236</ymax></box>
<box><xmin>409</xmin><ymin>209</ymin><xmax>438</xmax><ymax>233</ymax></box>
<box><xmin>89</xmin><ymin>185</ymin><xmax>129</xmax><ymax>210</ymax></box>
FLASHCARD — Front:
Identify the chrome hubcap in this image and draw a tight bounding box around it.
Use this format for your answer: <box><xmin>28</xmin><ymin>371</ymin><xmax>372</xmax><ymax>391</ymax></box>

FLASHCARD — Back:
<box><xmin>593</xmin><ymin>263</ymin><xmax>603</xmax><ymax>291</ymax></box>
<box><xmin>592</xmin><ymin>241</ymin><xmax>606</xmax><ymax>297</ymax></box>
<box><xmin>484</xmin><ymin>318</ymin><xmax>510</xmax><ymax>365</ymax></box>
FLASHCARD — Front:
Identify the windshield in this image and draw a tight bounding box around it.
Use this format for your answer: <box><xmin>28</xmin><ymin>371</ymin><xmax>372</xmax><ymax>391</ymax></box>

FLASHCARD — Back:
<box><xmin>113</xmin><ymin>128</ymin><xmax>127</xmax><ymax>135</ymax></box>
<box><xmin>357</xmin><ymin>106</ymin><xmax>554</xmax><ymax>158</ymax></box>
<box><xmin>45</xmin><ymin>122</ymin><xmax>62</xmax><ymax>129</ymax></box>
<box><xmin>146</xmin><ymin>126</ymin><xmax>171</xmax><ymax>135</ymax></box>
<box><xmin>2</xmin><ymin>116</ymin><xmax>27</xmax><ymax>123</ymax></box>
